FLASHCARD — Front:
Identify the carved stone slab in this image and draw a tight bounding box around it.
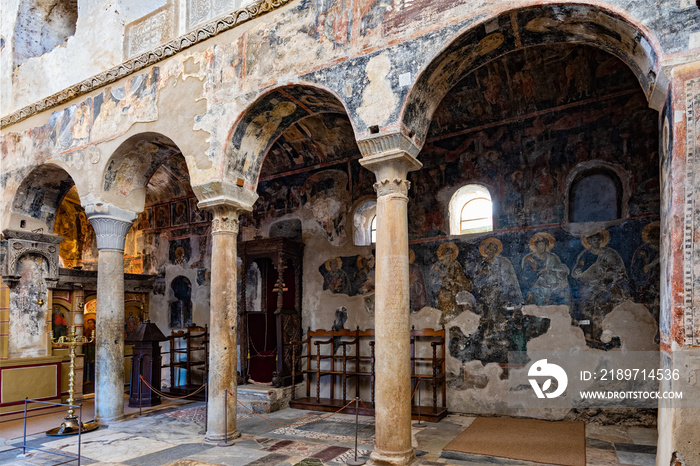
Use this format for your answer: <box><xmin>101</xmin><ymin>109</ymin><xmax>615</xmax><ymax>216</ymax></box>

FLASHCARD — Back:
<box><xmin>125</xmin><ymin>3</ymin><xmax>176</xmax><ymax>59</ymax></box>
<box><xmin>1</xmin><ymin>230</ymin><xmax>62</xmax><ymax>287</ymax></box>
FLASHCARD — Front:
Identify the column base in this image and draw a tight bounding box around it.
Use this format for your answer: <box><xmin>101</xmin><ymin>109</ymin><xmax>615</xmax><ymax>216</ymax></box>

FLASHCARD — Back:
<box><xmin>204</xmin><ymin>429</ymin><xmax>241</xmax><ymax>445</ymax></box>
<box><xmin>368</xmin><ymin>448</ymin><xmax>417</xmax><ymax>466</ymax></box>
<box><xmin>94</xmin><ymin>413</ymin><xmax>125</xmax><ymax>426</ymax></box>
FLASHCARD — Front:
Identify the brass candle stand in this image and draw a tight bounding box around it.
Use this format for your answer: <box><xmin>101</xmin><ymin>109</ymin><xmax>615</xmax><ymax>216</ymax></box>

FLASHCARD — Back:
<box><xmin>47</xmin><ymin>326</ymin><xmax>99</xmax><ymax>436</ymax></box>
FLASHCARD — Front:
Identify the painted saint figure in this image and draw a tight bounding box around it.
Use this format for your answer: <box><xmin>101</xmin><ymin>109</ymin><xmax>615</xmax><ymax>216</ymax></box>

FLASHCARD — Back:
<box><xmin>429</xmin><ymin>242</ymin><xmax>473</xmax><ymax>325</ymax></box>
<box><xmin>449</xmin><ymin>237</ymin><xmax>548</xmax><ymax>364</ymax></box>
<box><xmin>52</xmin><ymin>306</ymin><xmax>68</xmax><ymax>339</ymax></box>
<box><xmin>473</xmin><ymin>237</ymin><xmax>522</xmax><ymax>310</ymax></box>
<box><xmin>323</xmin><ymin>257</ymin><xmax>351</xmax><ymax>295</ymax></box>
<box><xmin>521</xmin><ymin>232</ymin><xmax>571</xmax><ymax>305</ymax></box>
<box><xmin>630</xmin><ymin>221</ymin><xmax>660</xmax><ymax>310</ymax></box>
<box><xmin>572</xmin><ymin>229</ymin><xmax>629</xmax><ymax>348</ymax></box>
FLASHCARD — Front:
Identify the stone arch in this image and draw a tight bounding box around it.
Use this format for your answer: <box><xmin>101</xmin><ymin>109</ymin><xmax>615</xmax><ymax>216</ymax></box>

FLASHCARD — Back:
<box><xmin>101</xmin><ymin>132</ymin><xmax>194</xmax><ymax>210</ymax></box>
<box><xmin>401</xmin><ymin>3</ymin><xmax>662</xmax><ymax>148</ymax></box>
<box><xmin>10</xmin><ymin>162</ymin><xmax>81</xmax><ymax>232</ymax></box>
<box><xmin>224</xmin><ymin>84</ymin><xmax>356</xmax><ymax>189</ymax></box>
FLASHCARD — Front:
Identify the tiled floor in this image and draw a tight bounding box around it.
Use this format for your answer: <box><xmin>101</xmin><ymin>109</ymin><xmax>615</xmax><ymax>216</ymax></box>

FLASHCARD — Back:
<box><xmin>0</xmin><ymin>401</ymin><xmax>657</xmax><ymax>465</ymax></box>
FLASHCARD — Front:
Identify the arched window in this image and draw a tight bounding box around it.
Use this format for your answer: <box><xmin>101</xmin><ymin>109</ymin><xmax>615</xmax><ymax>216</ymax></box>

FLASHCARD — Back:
<box><xmin>353</xmin><ymin>200</ymin><xmax>377</xmax><ymax>246</ymax></box>
<box><xmin>450</xmin><ymin>185</ymin><xmax>493</xmax><ymax>235</ymax></box>
<box><xmin>569</xmin><ymin>170</ymin><xmax>622</xmax><ymax>223</ymax></box>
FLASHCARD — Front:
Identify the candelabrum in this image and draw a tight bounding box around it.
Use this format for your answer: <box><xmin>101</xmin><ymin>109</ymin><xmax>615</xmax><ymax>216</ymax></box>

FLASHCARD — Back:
<box><xmin>48</xmin><ymin>325</ymin><xmax>99</xmax><ymax>435</ymax></box>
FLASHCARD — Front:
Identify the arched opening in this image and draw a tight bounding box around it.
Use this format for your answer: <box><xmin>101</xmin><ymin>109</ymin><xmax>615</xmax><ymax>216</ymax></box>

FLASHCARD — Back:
<box><xmin>231</xmin><ymin>85</ymin><xmax>367</xmax><ymax>388</ymax></box>
<box><xmin>402</xmin><ymin>29</ymin><xmax>660</xmax><ymax>417</ymax></box>
<box><xmin>80</xmin><ymin>133</ymin><xmax>205</xmax><ymax>396</ymax></box>
<box><xmin>352</xmin><ymin>199</ymin><xmax>377</xmax><ymax>246</ymax></box>
<box><xmin>7</xmin><ymin>164</ymin><xmax>77</xmax><ymax>360</ymax></box>
<box><xmin>450</xmin><ymin>184</ymin><xmax>493</xmax><ymax>235</ymax></box>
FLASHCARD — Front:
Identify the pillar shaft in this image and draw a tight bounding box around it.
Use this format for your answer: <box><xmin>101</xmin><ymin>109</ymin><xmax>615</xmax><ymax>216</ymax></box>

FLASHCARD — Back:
<box><xmin>95</xmin><ymin>249</ymin><xmax>126</xmax><ymax>421</ymax></box>
<box><xmin>359</xmin><ymin>142</ymin><xmax>422</xmax><ymax>466</ymax></box>
<box><xmin>86</xmin><ymin>203</ymin><xmax>136</xmax><ymax>423</ymax></box>
<box><xmin>204</xmin><ymin>205</ymin><xmax>242</xmax><ymax>443</ymax></box>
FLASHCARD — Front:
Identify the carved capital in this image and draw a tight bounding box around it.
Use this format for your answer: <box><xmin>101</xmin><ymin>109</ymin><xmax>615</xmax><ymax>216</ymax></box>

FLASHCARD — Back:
<box><xmin>374</xmin><ymin>179</ymin><xmax>411</xmax><ymax>198</ymax></box>
<box><xmin>199</xmin><ymin>201</ymin><xmax>247</xmax><ymax>235</ymax></box>
<box><xmin>84</xmin><ymin>203</ymin><xmax>137</xmax><ymax>251</ymax></box>
<box><xmin>211</xmin><ymin>208</ymin><xmax>241</xmax><ymax>234</ymax></box>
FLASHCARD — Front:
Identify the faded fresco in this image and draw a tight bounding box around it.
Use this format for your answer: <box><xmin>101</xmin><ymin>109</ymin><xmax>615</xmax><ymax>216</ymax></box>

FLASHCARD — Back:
<box><xmin>1</xmin><ymin>68</ymin><xmax>160</xmax><ymax>175</ymax></box>
<box><xmin>9</xmin><ymin>254</ymin><xmax>49</xmax><ymax>358</ymax></box>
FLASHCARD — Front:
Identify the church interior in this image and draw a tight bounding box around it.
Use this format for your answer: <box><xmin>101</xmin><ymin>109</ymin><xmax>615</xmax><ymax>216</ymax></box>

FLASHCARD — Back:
<box><xmin>1</xmin><ymin>0</ymin><xmax>700</xmax><ymax>464</ymax></box>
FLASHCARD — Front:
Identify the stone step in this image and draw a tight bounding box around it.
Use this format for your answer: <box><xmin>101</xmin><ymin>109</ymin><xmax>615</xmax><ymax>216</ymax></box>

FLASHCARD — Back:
<box><xmin>236</xmin><ymin>384</ymin><xmax>292</xmax><ymax>414</ymax></box>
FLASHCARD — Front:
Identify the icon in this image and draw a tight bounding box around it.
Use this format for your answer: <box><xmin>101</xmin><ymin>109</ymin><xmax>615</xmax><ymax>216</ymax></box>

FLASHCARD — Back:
<box><xmin>528</xmin><ymin>359</ymin><xmax>568</xmax><ymax>399</ymax></box>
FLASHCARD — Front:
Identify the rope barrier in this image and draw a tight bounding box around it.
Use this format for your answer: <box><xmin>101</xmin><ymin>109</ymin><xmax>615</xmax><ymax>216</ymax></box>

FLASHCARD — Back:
<box><xmin>228</xmin><ymin>389</ymin><xmax>356</xmax><ymax>426</ymax></box>
<box><xmin>139</xmin><ymin>376</ymin><xmax>207</xmax><ymax>401</ymax></box>
<box><xmin>411</xmin><ymin>375</ymin><xmax>423</xmax><ymax>401</ymax></box>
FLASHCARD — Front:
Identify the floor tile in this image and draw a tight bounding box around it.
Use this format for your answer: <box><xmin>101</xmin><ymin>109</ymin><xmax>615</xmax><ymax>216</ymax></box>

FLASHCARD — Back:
<box><xmin>615</xmin><ymin>450</ymin><xmax>656</xmax><ymax>466</ymax></box>
<box><xmin>42</xmin><ymin>430</ymin><xmax>176</xmax><ymax>462</ymax></box>
<box><xmin>185</xmin><ymin>445</ymin><xmax>270</xmax><ymax>466</ymax></box>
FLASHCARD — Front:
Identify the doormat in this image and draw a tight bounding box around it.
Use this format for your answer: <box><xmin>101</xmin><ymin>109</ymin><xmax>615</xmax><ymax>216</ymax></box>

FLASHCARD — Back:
<box><xmin>442</xmin><ymin>416</ymin><xmax>585</xmax><ymax>466</ymax></box>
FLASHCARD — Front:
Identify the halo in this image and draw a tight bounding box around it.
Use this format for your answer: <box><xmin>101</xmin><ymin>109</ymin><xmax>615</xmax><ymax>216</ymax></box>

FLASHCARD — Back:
<box><xmin>409</xmin><ymin>249</ymin><xmax>416</xmax><ymax>264</ymax></box>
<box><xmin>478</xmin><ymin>237</ymin><xmax>503</xmax><ymax>257</ymax></box>
<box><xmin>528</xmin><ymin>232</ymin><xmax>555</xmax><ymax>253</ymax></box>
<box><xmin>325</xmin><ymin>257</ymin><xmax>342</xmax><ymax>271</ymax></box>
<box><xmin>581</xmin><ymin>229</ymin><xmax>610</xmax><ymax>249</ymax></box>
<box><xmin>642</xmin><ymin>221</ymin><xmax>660</xmax><ymax>245</ymax></box>
<box><xmin>437</xmin><ymin>242</ymin><xmax>459</xmax><ymax>261</ymax></box>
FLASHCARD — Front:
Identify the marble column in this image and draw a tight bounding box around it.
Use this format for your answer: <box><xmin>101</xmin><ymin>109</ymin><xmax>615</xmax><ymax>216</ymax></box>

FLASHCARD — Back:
<box><xmin>85</xmin><ymin>203</ymin><xmax>136</xmax><ymax>423</ymax></box>
<box><xmin>199</xmin><ymin>200</ymin><xmax>245</xmax><ymax>443</ymax></box>
<box><xmin>359</xmin><ymin>134</ymin><xmax>422</xmax><ymax>466</ymax></box>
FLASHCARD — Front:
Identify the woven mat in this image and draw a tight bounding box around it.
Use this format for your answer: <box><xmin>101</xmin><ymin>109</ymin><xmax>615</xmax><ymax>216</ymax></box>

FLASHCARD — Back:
<box><xmin>443</xmin><ymin>416</ymin><xmax>585</xmax><ymax>466</ymax></box>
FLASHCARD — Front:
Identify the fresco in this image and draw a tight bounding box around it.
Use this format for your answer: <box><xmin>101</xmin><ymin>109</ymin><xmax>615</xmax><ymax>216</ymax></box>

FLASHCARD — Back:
<box><xmin>247</xmin><ymin>167</ymin><xmax>352</xmax><ymax>245</ymax></box>
<box><xmin>51</xmin><ymin>304</ymin><xmax>69</xmax><ymax>340</ymax></box>
<box><xmin>1</xmin><ymin>68</ymin><xmax>160</xmax><ymax>174</ymax></box>
<box><xmin>9</xmin><ymin>254</ymin><xmax>49</xmax><ymax>358</ymax></box>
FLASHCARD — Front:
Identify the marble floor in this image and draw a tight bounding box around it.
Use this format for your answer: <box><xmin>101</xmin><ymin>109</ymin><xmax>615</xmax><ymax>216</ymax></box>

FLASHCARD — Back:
<box><xmin>0</xmin><ymin>401</ymin><xmax>657</xmax><ymax>466</ymax></box>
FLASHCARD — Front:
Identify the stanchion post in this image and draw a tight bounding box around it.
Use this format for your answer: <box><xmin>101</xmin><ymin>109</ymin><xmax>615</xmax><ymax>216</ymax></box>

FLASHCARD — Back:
<box><xmin>138</xmin><ymin>374</ymin><xmax>143</xmax><ymax>417</ymax></box>
<box><xmin>217</xmin><ymin>390</ymin><xmax>235</xmax><ymax>447</ymax></box>
<box><xmin>23</xmin><ymin>398</ymin><xmax>27</xmax><ymax>456</ymax></box>
<box><xmin>78</xmin><ymin>404</ymin><xmax>82</xmax><ymax>466</ymax></box>
<box><xmin>347</xmin><ymin>396</ymin><xmax>365</xmax><ymax>466</ymax></box>
<box><xmin>413</xmin><ymin>376</ymin><xmax>426</xmax><ymax>428</ymax></box>
<box><xmin>198</xmin><ymin>376</ymin><xmax>208</xmax><ymax>435</ymax></box>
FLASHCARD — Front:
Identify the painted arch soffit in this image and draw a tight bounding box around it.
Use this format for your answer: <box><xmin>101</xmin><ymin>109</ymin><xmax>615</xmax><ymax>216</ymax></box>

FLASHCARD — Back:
<box><xmin>401</xmin><ymin>3</ymin><xmax>661</xmax><ymax>147</ymax></box>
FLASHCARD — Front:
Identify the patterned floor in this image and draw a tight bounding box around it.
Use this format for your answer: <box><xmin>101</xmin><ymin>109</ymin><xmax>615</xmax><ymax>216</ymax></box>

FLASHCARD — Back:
<box><xmin>0</xmin><ymin>402</ymin><xmax>657</xmax><ymax>465</ymax></box>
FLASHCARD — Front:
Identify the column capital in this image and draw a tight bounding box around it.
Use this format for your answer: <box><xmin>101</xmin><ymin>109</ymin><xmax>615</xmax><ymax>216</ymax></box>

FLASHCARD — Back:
<box><xmin>83</xmin><ymin>203</ymin><xmax>137</xmax><ymax>252</ymax></box>
<box><xmin>199</xmin><ymin>199</ymin><xmax>249</xmax><ymax>235</ymax></box>
<box><xmin>358</xmin><ymin>132</ymin><xmax>422</xmax><ymax>199</ymax></box>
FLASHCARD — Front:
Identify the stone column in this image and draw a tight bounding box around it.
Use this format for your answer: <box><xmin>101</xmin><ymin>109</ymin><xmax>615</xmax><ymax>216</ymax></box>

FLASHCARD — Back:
<box><xmin>85</xmin><ymin>203</ymin><xmax>136</xmax><ymax>423</ymax></box>
<box><xmin>199</xmin><ymin>200</ymin><xmax>245</xmax><ymax>443</ymax></box>
<box><xmin>359</xmin><ymin>134</ymin><xmax>422</xmax><ymax>466</ymax></box>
